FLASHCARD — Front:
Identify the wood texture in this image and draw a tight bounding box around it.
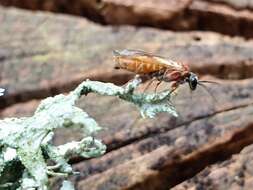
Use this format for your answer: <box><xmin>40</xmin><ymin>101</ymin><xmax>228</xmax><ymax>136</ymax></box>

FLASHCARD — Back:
<box><xmin>1</xmin><ymin>6</ymin><xmax>253</xmax><ymax>190</ymax></box>
<box><xmin>2</xmin><ymin>0</ymin><xmax>253</xmax><ymax>37</ymax></box>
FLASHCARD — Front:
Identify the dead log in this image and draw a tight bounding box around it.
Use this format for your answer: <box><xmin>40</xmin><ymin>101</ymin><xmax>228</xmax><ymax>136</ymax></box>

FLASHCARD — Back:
<box><xmin>1</xmin><ymin>6</ymin><xmax>253</xmax><ymax>190</ymax></box>
<box><xmin>1</xmin><ymin>7</ymin><xmax>253</xmax><ymax>109</ymax></box>
<box><xmin>2</xmin><ymin>1</ymin><xmax>253</xmax><ymax>37</ymax></box>
<box><xmin>173</xmin><ymin>143</ymin><xmax>253</xmax><ymax>190</ymax></box>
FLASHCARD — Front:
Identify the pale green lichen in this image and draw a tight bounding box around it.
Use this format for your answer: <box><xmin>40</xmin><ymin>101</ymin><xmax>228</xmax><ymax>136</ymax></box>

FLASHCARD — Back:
<box><xmin>0</xmin><ymin>77</ymin><xmax>177</xmax><ymax>190</ymax></box>
<box><xmin>75</xmin><ymin>76</ymin><xmax>178</xmax><ymax>118</ymax></box>
<box><xmin>60</xmin><ymin>180</ymin><xmax>75</xmax><ymax>190</ymax></box>
<box><xmin>0</xmin><ymin>88</ymin><xmax>4</xmax><ymax>96</ymax></box>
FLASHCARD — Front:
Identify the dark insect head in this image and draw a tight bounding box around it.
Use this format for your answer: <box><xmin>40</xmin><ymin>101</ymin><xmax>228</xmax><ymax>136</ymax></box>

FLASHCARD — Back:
<box><xmin>186</xmin><ymin>72</ymin><xmax>198</xmax><ymax>91</ymax></box>
<box><xmin>183</xmin><ymin>72</ymin><xmax>219</xmax><ymax>104</ymax></box>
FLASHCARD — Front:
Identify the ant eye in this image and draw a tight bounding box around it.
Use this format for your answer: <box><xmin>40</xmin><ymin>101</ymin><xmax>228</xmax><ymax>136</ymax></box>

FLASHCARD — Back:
<box><xmin>191</xmin><ymin>78</ymin><xmax>197</xmax><ymax>90</ymax></box>
<box><xmin>188</xmin><ymin>75</ymin><xmax>198</xmax><ymax>90</ymax></box>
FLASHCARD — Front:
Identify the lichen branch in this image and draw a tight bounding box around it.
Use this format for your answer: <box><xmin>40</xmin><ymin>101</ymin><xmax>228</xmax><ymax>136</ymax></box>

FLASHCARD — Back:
<box><xmin>0</xmin><ymin>88</ymin><xmax>4</xmax><ymax>96</ymax></box>
<box><xmin>0</xmin><ymin>78</ymin><xmax>177</xmax><ymax>190</ymax></box>
<box><xmin>73</xmin><ymin>77</ymin><xmax>177</xmax><ymax>118</ymax></box>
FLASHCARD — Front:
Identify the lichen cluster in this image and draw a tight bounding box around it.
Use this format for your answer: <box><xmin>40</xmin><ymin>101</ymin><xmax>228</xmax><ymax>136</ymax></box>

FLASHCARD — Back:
<box><xmin>0</xmin><ymin>77</ymin><xmax>177</xmax><ymax>189</ymax></box>
<box><xmin>0</xmin><ymin>88</ymin><xmax>4</xmax><ymax>96</ymax></box>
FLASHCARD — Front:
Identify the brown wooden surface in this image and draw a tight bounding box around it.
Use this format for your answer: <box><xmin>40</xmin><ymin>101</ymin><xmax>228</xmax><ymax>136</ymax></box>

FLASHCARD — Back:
<box><xmin>2</xmin><ymin>6</ymin><xmax>253</xmax><ymax>110</ymax></box>
<box><xmin>2</xmin><ymin>0</ymin><xmax>253</xmax><ymax>37</ymax></box>
<box><xmin>173</xmin><ymin>143</ymin><xmax>253</xmax><ymax>190</ymax></box>
<box><xmin>1</xmin><ymin>5</ymin><xmax>253</xmax><ymax>190</ymax></box>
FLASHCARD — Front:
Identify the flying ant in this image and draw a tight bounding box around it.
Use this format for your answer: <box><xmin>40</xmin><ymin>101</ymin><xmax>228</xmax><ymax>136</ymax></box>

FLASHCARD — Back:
<box><xmin>113</xmin><ymin>49</ymin><xmax>218</xmax><ymax>96</ymax></box>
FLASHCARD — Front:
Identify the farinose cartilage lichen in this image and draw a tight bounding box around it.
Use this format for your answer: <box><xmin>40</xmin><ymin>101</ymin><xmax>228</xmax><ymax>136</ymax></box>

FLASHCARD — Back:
<box><xmin>0</xmin><ymin>78</ymin><xmax>177</xmax><ymax>190</ymax></box>
<box><xmin>0</xmin><ymin>88</ymin><xmax>4</xmax><ymax>96</ymax></box>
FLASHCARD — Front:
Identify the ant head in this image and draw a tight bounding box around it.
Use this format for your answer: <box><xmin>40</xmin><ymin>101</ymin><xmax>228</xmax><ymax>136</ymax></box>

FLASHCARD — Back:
<box><xmin>186</xmin><ymin>72</ymin><xmax>198</xmax><ymax>90</ymax></box>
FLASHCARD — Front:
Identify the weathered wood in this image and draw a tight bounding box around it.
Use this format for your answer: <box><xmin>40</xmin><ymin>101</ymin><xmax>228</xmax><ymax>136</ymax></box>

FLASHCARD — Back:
<box><xmin>3</xmin><ymin>77</ymin><xmax>253</xmax><ymax>189</ymax></box>
<box><xmin>173</xmin><ymin>143</ymin><xmax>253</xmax><ymax>190</ymax></box>
<box><xmin>1</xmin><ymin>6</ymin><xmax>253</xmax><ymax>190</ymax></box>
<box><xmin>2</xmin><ymin>7</ymin><xmax>253</xmax><ymax>109</ymax></box>
<box><xmin>204</xmin><ymin>0</ymin><xmax>253</xmax><ymax>10</ymax></box>
<box><xmin>189</xmin><ymin>0</ymin><xmax>253</xmax><ymax>38</ymax></box>
<box><xmin>77</xmin><ymin>119</ymin><xmax>253</xmax><ymax>190</ymax></box>
<box><xmin>0</xmin><ymin>0</ymin><xmax>192</xmax><ymax>28</ymax></box>
<box><xmin>71</xmin><ymin>78</ymin><xmax>253</xmax><ymax>190</ymax></box>
<box><xmin>2</xmin><ymin>0</ymin><xmax>253</xmax><ymax>37</ymax></box>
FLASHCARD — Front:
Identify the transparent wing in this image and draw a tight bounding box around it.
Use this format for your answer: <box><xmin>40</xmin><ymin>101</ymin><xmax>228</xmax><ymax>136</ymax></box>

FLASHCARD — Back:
<box><xmin>113</xmin><ymin>49</ymin><xmax>153</xmax><ymax>57</ymax></box>
<box><xmin>113</xmin><ymin>49</ymin><xmax>187</xmax><ymax>72</ymax></box>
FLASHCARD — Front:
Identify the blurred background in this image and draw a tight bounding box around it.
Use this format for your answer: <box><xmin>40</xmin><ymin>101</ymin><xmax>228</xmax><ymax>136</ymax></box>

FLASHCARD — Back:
<box><xmin>1</xmin><ymin>0</ymin><xmax>253</xmax><ymax>189</ymax></box>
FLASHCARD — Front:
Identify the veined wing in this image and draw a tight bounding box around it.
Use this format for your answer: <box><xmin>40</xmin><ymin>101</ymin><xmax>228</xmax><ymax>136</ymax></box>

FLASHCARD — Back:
<box><xmin>113</xmin><ymin>49</ymin><xmax>187</xmax><ymax>74</ymax></box>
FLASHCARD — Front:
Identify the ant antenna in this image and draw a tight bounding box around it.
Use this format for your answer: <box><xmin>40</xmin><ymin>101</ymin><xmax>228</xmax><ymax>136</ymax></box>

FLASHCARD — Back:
<box><xmin>198</xmin><ymin>80</ymin><xmax>220</xmax><ymax>85</ymax></box>
<box><xmin>197</xmin><ymin>82</ymin><xmax>218</xmax><ymax>103</ymax></box>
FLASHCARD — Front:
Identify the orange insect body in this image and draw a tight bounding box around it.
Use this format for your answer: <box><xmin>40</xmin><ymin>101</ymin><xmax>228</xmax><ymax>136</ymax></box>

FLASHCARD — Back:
<box><xmin>113</xmin><ymin>49</ymin><xmax>191</xmax><ymax>88</ymax></box>
<box><xmin>113</xmin><ymin>49</ymin><xmax>189</xmax><ymax>75</ymax></box>
<box><xmin>113</xmin><ymin>49</ymin><xmax>217</xmax><ymax>98</ymax></box>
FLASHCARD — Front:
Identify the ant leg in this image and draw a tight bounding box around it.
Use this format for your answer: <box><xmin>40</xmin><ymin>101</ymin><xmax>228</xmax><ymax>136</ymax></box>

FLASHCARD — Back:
<box><xmin>169</xmin><ymin>82</ymin><xmax>179</xmax><ymax>95</ymax></box>
<box><xmin>143</xmin><ymin>78</ymin><xmax>156</xmax><ymax>92</ymax></box>
<box><xmin>155</xmin><ymin>81</ymin><xmax>162</xmax><ymax>93</ymax></box>
<box><xmin>158</xmin><ymin>69</ymin><xmax>170</xmax><ymax>81</ymax></box>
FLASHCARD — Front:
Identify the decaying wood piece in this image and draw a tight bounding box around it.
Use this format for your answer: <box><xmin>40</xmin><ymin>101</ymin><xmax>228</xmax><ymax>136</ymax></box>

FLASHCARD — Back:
<box><xmin>71</xmin><ymin>78</ymin><xmax>253</xmax><ymax>190</ymax></box>
<box><xmin>173</xmin><ymin>143</ymin><xmax>253</xmax><ymax>190</ymax></box>
<box><xmin>2</xmin><ymin>7</ymin><xmax>253</xmax><ymax>109</ymax></box>
<box><xmin>2</xmin><ymin>0</ymin><xmax>253</xmax><ymax>37</ymax></box>
<box><xmin>3</xmin><ymin>73</ymin><xmax>253</xmax><ymax>190</ymax></box>
<box><xmin>1</xmin><ymin>6</ymin><xmax>253</xmax><ymax>190</ymax></box>
<box><xmin>189</xmin><ymin>0</ymin><xmax>253</xmax><ymax>38</ymax></box>
<box><xmin>0</xmin><ymin>0</ymin><xmax>192</xmax><ymax>28</ymax></box>
<box><xmin>76</xmin><ymin>119</ymin><xmax>253</xmax><ymax>190</ymax></box>
<box><xmin>202</xmin><ymin>0</ymin><xmax>253</xmax><ymax>10</ymax></box>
